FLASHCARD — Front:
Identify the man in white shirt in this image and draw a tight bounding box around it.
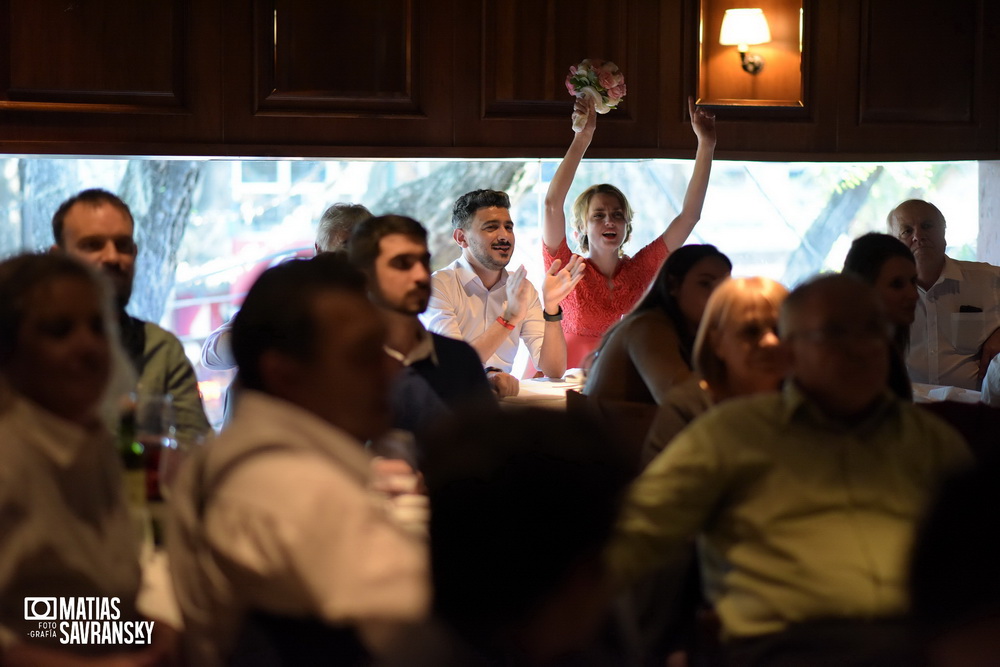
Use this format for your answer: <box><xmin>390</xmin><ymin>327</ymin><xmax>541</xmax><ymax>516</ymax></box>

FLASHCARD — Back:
<box><xmin>421</xmin><ymin>189</ymin><xmax>583</xmax><ymax>397</ymax></box>
<box><xmin>168</xmin><ymin>253</ymin><xmax>428</xmax><ymax>666</ymax></box>
<box><xmin>888</xmin><ymin>199</ymin><xmax>1000</xmax><ymax>389</ymax></box>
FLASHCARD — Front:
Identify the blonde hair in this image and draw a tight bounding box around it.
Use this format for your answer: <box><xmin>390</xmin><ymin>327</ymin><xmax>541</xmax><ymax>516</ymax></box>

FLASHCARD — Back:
<box><xmin>693</xmin><ymin>277</ymin><xmax>788</xmax><ymax>390</ymax></box>
<box><xmin>570</xmin><ymin>184</ymin><xmax>634</xmax><ymax>254</ymax></box>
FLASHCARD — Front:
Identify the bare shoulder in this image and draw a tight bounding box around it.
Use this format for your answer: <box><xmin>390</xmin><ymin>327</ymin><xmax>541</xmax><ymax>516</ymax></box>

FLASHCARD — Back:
<box><xmin>626</xmin><ymin>310</ymin><xmax>681</xmax><ymax>342</ymax></box>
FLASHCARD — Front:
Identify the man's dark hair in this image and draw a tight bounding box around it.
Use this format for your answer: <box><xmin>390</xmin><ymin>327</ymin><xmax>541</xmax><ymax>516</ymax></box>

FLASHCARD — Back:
<box><xmin>348</xmin><ymin>215</ymin><xmax>428</xmax><ymax>274</ymax></box>
<box><xmin>451</xmin><ymin>190</ymin><xmax>511</xmax><ymax>231</ymax></box>
<box><xmin>0</xmin><ymin>252</ymin><xmax>105</xmax><ymax>364</ymax></box>
<box><xmin>422</xmin><ymin>406</ymin><xmax>631</xmax><ymax>644</ymax></box>
<box><xmin>232</xmin><ymin>253</ymin><xmax>367</xmax><ymax>392</ymax></box>
<box><xmin>51</xmin><ymin>188</ymin><xmax>134</xmax><ymax>246</ymax></box>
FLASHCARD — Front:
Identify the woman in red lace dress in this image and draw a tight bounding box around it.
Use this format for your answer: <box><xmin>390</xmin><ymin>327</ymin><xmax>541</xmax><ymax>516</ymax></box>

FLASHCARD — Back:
<box><xmin>542</xmin><ymin>96</ymin><xmax>717</xmax><ymax>370</ymax></box>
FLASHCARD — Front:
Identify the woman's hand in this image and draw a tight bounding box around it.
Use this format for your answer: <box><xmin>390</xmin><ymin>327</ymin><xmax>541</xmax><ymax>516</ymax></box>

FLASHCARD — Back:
<box><xmin>572</xmin><ymin>96</ymin><xmax>598</xmax><ymax>139</ymax></box>
<box><xmin>542</xmin><ymin>254</ymin><xmax>586</xmax><ymax>314</ymax></box>
<box><xmin>688</xmin><ymin>96</ymin><xmax>716</xmax><ymax>146</ymax></box>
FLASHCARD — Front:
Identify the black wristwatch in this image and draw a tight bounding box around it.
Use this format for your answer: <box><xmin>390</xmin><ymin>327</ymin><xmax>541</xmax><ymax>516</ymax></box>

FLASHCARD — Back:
<box><xmin>543</xmin><ymin>306</ymin><xmax>563</xmax><ymax>322</ymax></box>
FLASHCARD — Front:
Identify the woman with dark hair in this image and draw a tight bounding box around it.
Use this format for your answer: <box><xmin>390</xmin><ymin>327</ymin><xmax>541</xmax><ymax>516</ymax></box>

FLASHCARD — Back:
<box><xmin>542</xmin><ymin>96</ymin><xmax>717</xmax><ymax>369</ymax></box>
<box><xmin>583</xmin><ymin>244</ymin><xmax>732</xmax><ymax>405</ymax></box>
<box><xmin>643</xmin><ymin>276</ymin><xmax>788</xmax><ymax>465</ymax></box>
<box><xmin>0</xmin><ymin>253</ymin><xmax>173</xmax><ymax>664</ymax></box>
<box><xmin>843</xmin><ymin>232</ymin><xmax>918</xmax><ymax>399</ymax></box>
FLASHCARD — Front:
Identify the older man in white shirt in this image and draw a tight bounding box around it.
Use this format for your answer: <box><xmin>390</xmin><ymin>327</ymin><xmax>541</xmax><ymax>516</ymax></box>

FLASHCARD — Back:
<box><xmin>888</xmin><ymin>199</ymin><xmax>1000</xmax><ymax>390</ymax></box>
<box><xmin>421</xmin><ymin>190</ymin><xmax>583</xmax><ymax>397</ymax></box>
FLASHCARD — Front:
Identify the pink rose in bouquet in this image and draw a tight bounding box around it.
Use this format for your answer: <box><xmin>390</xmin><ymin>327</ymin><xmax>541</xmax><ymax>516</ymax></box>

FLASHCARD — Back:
<box><xmin>598</xmin><ymin>69</ymin><xmax>617</xmax><ymax>90</ymax></box>
<box><xmin>606</xmin><ymin>84</ymin><xmax>627</xmax><ymax>103</ymax></box>
<box><xmin>565</xmin><ymin>59</ymin><xmax>627</xmax><ymax>132</ymax></box>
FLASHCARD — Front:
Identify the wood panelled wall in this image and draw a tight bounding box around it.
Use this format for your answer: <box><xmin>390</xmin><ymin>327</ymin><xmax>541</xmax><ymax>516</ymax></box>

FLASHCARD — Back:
<box><xmin>0</xmin><ymin>0</ymin><xmax>996</xmax><ymax>159</ymax></box>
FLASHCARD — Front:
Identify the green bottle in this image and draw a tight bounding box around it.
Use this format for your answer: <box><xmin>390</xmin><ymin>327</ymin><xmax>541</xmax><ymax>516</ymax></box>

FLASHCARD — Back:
<box><xmin>118</xmin><ymin>406</ymin><xmax>147</xmax><ymax>508</ymax></box>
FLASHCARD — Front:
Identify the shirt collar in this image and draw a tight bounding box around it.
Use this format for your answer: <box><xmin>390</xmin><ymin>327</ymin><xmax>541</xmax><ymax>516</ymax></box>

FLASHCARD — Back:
<box><xmin>781</xmin><ymin>381</ymin><xmax>899</xmax><ymax>434</ymax></box>
<box><xmin>6</xmin><ymin>393</ymin><xmax>104</xmax><ymax>468</ymax></box>
<box><xmin>938</xmin><ymin>255</ymin><xmax>964</xmax><ymax>284</ymax></box>
<box><xmin>225</xmin><ymin>390</ymin><xmax>373</xmax><ymax>484</ymax></box>
<box><xmin>919</xmin><ymin>256</ymin><xmax>960</xmax><ymax>296</ymax></box>
<box><xmin>384</xmin><ymin>322</ymin><xmax>438</xmax><ymax>367</ymax></box>
<box><xmin>453</xmin><ymin>254</ymin><xmax>507</xmax><ymax>292</ymax></box>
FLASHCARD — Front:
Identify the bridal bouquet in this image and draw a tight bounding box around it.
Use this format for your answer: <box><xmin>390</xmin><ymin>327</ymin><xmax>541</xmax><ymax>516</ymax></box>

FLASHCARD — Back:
<box><xmin>564</xmin><ymin>59</ymin><xmax>627</xmax><ymax>132</ymax></box>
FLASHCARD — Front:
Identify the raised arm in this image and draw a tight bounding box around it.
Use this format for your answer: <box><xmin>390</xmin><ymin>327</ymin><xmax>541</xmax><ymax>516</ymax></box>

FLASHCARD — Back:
<box><xmin>542</xmin><ymin>97</ymin><xmax>597</xmax><ymax>251</ymax></box>
<box><xmin>661</xmin><ymin>97</ymin><xmax>717</xmax><ymax>252</ymax></box>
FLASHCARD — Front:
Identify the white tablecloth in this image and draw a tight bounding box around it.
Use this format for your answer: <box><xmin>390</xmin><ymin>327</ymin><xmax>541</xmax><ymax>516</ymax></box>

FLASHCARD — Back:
<box><xmin>500</xmin><ymin>371</ymin><xmax>585</xmax><ymax>409</ymax></box>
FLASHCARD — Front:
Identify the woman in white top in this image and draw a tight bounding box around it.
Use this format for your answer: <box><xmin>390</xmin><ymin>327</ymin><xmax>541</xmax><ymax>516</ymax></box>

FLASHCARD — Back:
<box><xmin>0</xmin><ymin>253</ymin><xmax>173</xmax><ymax>665</ymax></box>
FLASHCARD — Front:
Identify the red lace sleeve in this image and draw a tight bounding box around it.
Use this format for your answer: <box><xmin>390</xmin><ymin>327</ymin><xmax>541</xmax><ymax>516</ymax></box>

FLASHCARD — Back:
<box><xmin>630</xmin><ymin>237</ymin><xmax>670</xmax><ymax>277</ymax></box>
<box><xmin>542</xmin><ymin>237</ymin><xmax>573</xmax><ymax>270</ymax></box>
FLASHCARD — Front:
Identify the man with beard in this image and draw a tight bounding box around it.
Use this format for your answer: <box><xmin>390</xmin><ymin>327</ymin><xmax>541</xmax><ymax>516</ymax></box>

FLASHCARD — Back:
<box><xmin>421</xmin><ymin>190</ymin><xmax>584</xmax><ymax>397</ymax></box>
<box><xmin>887</xmin><ymin>199</ymin><xmax>1000</xmax><ymax>390</ymax></box>
<box><xmin>51</xmin><ymin>188</ymin><xmax>210</xmax><ymax>442</ymax></box>
<box><xmin>350</xmin><ymin>215</ymin><xmax>495</xmax><ymax>437</ymax></box>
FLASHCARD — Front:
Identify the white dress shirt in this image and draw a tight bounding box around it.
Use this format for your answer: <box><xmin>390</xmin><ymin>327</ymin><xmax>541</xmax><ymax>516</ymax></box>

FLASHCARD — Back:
<box><xmin>168</xmin><ymin>391</ymin><xmax>429</xmax><ymax>667</ymax></box>
<box><xmin>420</xmin><ymin>255</ymin><xmax>544</xmax><ymax>374</ymax></box>
<box><xmin>0</xmin><ymin>393</ymin><xmax>143</xmax><ymax>652</ymax></box>
<box><xmin>907</xmin><ymin>256</ymin><xmax>1000</xmax><ymax>389</ymax></box>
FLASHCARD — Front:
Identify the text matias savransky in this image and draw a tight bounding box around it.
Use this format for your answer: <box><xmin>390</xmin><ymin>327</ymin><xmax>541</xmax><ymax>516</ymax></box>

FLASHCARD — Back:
<box><xmin>23</xmin><ymin>596</ymin><xmax>155</xmax><ymax>646</ymax></box>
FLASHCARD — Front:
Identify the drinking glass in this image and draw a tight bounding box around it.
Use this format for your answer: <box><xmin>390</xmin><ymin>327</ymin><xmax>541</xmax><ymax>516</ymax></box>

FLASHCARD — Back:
<box><xmin>135</xmin><ymin>392</ymin><xmax>177</xmax><ymax>503</ymax></box>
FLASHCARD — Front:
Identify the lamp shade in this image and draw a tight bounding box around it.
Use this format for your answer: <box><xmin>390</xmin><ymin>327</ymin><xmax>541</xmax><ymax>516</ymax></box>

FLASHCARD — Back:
<box><xmin>719</xmin><ymin>8</ymin><xmax>771</xmax><ymax>49</ymax></box>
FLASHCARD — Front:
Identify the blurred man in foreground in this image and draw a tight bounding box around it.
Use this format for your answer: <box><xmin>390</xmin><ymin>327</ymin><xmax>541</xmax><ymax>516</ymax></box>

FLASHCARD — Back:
<box><xmin>382</xmin><ymin>406</ymin><xmax>632</xmax><ymax>666</ymax></box>
<box><xmin>168</xmin><ymin>254</ymin><xmax>428</xmax><ymax>666</ymax></box>
<box><xmin>610</xmin><ymin>274</ymin><xmax>970</xmax><ymax>666</ymax></box>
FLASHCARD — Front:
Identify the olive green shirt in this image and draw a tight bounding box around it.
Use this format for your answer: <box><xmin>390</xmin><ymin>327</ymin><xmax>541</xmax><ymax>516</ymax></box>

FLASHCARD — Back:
<box><xmin>138</xmin><ymin>321</ymin><xmax>211</xmax><ymax>443</ymax></box>
<box><xmin>609</xmin><ymin>383</ymin><xmax>970</xmax><ymax>639</ymax></box>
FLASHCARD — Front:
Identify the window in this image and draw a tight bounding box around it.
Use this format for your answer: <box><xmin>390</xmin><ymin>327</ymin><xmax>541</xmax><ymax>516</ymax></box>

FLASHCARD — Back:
<box><xmin>5</xmin><ymin>156</ymin><xmax>980</xmax><ymax>427</ymax></box>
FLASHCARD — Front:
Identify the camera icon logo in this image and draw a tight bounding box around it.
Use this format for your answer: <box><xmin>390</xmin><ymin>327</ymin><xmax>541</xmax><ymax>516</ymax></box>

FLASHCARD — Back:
<box><xmin>24</xmin><ymin>597</ymin><xmax>57</xmax><ymax>621</ymax></box>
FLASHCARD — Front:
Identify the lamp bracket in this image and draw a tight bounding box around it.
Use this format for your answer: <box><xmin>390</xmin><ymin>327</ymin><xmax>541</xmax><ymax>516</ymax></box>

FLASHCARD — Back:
<box><xmin>740</xmin><ymin>51</ymin><xmax>764</xmax><ymax>75</ymax></box>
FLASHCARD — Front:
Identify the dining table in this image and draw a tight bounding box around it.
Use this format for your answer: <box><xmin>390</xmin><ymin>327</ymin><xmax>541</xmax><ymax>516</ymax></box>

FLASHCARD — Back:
<box><xmin>499</xmin><ymin>370</ymin><xmax>586</xmax><ymax>409</ymax></box>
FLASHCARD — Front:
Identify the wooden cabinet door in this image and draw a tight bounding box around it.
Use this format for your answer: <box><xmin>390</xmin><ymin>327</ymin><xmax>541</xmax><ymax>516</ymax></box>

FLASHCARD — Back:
<box><xmin>0</xmin><ymin>0</ymin><xmax>223</xmax><ymax>153</ymax></box>
<box><xmin>834</xmin><ymin>0</ymin><xmax>1000</xmax><ymax>156</ymax></box>
<box><xmin>452</xmin><ymin>0</ymin><xmax>660</xmax><ymax>153</ymax></box>
<box><xmin>222</xmin><ymin>0</ymin><xmax>453</xmax><ymax>152</ymax></box>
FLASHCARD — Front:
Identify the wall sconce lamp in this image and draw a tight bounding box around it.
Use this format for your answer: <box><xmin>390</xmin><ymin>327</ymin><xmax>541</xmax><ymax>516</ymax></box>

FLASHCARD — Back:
<box><xmin>719</xmin><ymin>8</ymin><xmax>771</xmax><ymax>75</ymax></box>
